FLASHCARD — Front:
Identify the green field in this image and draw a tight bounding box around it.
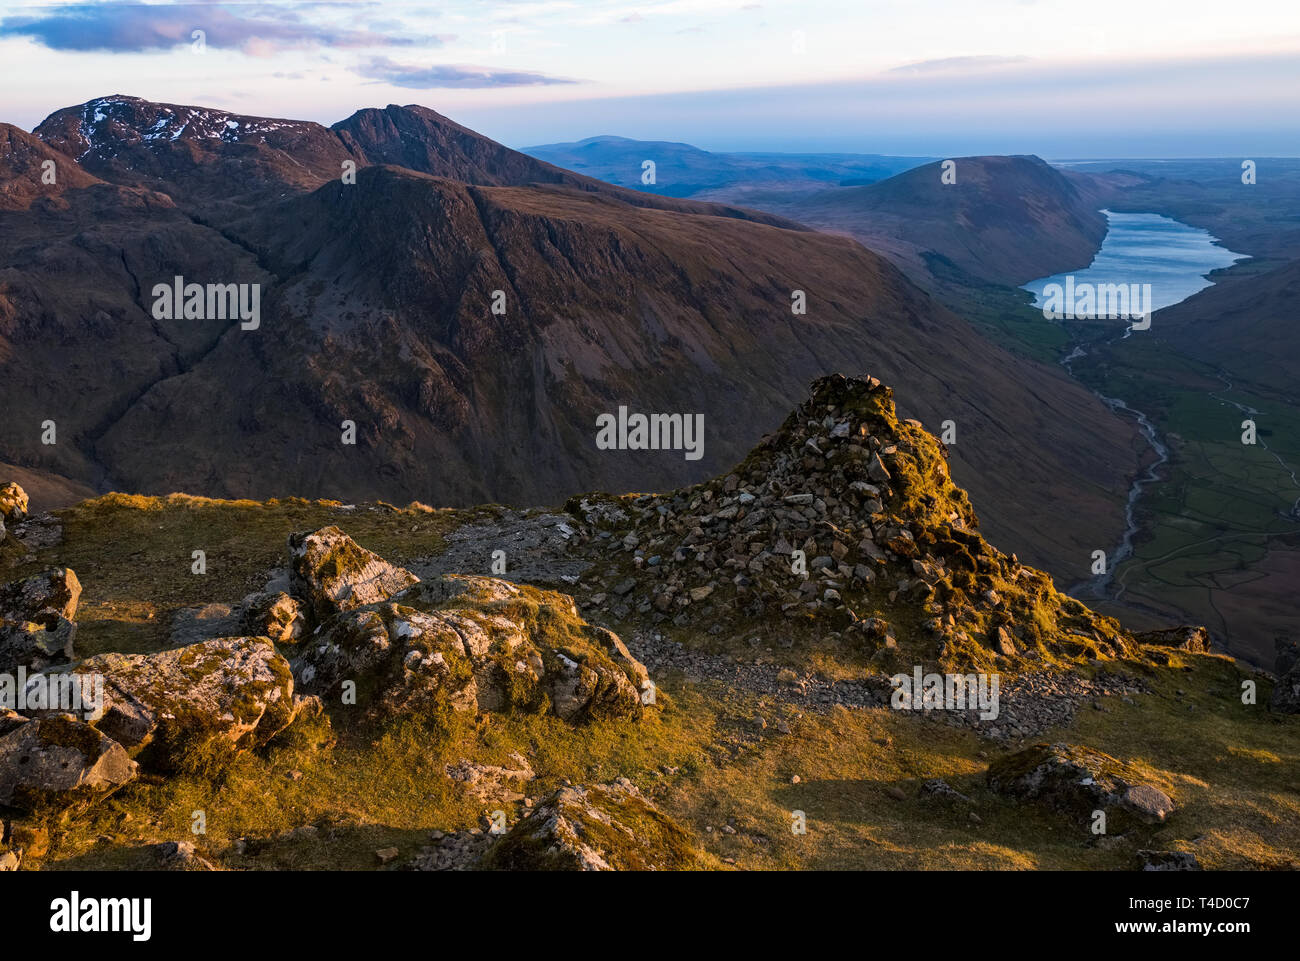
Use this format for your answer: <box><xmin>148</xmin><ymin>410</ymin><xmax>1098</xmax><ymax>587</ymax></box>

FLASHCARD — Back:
<box><xmin>1065</xmin><ymin>332</ymin><xmax>1300</xmax><ymax>663</ymax></box>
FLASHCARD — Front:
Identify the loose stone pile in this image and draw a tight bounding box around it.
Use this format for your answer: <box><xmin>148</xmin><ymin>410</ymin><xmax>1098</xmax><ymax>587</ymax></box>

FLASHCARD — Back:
<box><xmin>568</xmin><ymin>375</ymin><xmax>1133</xmax><ymax>670</ymax></box>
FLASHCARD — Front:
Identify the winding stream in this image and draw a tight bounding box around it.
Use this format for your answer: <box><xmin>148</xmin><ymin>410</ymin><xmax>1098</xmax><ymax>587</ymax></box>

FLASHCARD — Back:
<box><xmin>1060</xmin><ymin>345</ymin><xmax>1169</xmax><ymax>599</ymax></box>
<box><xmin>1024</xmin><ymin>212</ymin><xmax>1246</xmax><ymax>600</ymax></box>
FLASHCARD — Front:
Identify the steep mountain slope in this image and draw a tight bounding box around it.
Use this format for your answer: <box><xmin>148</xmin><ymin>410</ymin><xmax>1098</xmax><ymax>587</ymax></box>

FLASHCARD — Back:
<box><xmin>0</xmin><ymin>124</ymin><xmax>103</xmax><ymax>210</ymax></box>
<box><xmin>1</xmin><ymin>97</ymin><xmax>1138</xmax><ymax>584</ymax></box>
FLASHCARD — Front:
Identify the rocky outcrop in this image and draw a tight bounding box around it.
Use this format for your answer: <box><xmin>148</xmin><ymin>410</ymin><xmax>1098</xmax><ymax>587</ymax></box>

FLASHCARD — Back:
<box><xmin>1134</xmin><ymin>626</ymin><xmax>1212</xmax><ymax>654</ymax></box>
<box><xmin>0</xmin><ymin>568</ymin><xmax>81</xmax><ymax>672</ymax></box>
<box><xmin>571</xmin><ymin>375</ymin><xmax>1133</xmax><ymax>668</ymax></box>
<box><xmin>72</xmin><ymin>637</ymin><xmax>298</xmax><ymax>773</ymax></box>
<box><xmin>293</xmin><ymin>568</ymin><xmax>646</xmax><ymax>723</ymax></box>
<box><xmin>445</xmin><ymin>754</ymin><xmax>535</xmax><ymax>803</ymax></box>
<box><xmin>987</xmin><ymin>742</ymin><xmax>1176</xmax><ymax>832</ymax></box>
<box><xmin>0</xmin><ymin>619</ymin><xmax>76</xmax><ymax>675</ymax></box>
<box><xmin>0</xmin><ymin>483</ymin><xmax>27</xmax><ymax>525</ymax></box>
<box><xmin>0</xmin><ymin>713</ymin><xmax>137</xmax><ymax>814</ymax></box>
<box><xmin>239</xmin><ymin>590</ymin><xmax>306</xmax><ymax>644</ymax></box>
<box><xmin>0</xmin><ymin>567</ymin><xmax>80</xmax><ymax>626</ymax></box>
<box><xmin>1269</xmin><ymin>635</ymin><xmax>1300</xmax><ymax>714</ymax></box>
<box><xmin>288</xmin><ymin>526</ymin><xmax>419</xmax><ymax>622</ymax></box>
<box><xmin>479</xmin><ymin>779</ymin><xmax>701</xmax><ymax>871</ymax></box>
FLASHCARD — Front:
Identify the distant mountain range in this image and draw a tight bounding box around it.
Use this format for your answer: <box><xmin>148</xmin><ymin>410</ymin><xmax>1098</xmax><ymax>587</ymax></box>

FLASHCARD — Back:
<box><xmin>0</xmin><ymin>97</ymin><xmax>1138</xmax><ymax>583</ymax></box>
<box><xmin>522</xmin><ymin>135</ymin><xmax>933</xmax><ymax>198</ymax></box>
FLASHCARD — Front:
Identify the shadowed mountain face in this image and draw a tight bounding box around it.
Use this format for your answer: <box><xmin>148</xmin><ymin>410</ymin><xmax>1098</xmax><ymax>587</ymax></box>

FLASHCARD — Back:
<box><xmin>0</xmin><ymin>97</ymin><xmax>1137</xmax><ymax>580</ymax></box>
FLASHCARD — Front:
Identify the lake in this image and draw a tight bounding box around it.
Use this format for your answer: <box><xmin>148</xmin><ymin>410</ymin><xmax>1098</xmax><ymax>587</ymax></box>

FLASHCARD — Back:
<box><xmin>1022</xmin><ymin>211</ymin><xmax>1246</xmax><ymax>314</ymax></box>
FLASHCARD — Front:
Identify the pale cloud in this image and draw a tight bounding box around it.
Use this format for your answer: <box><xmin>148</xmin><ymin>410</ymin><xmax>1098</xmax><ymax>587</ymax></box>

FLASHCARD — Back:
<box><xmin>0</xmin><ymin>1</ymin><xmax>437</xmax><ymax>53</ymax></box>
<box><xmin>888</xmin><ymin>55</ymin><xmax>1031</xmax><ymax>74</ymax></box>
<box><xmin>356</xmin><ymin>55</ymin><xmax>580</xmax><ymax>88</ymax></box>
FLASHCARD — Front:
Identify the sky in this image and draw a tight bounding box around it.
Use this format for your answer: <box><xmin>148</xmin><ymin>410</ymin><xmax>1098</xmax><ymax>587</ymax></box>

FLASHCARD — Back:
<box><xmin>1</xmin><ymin>0</ymin><xmax>1298</xmax><ymax>156</ymax></box>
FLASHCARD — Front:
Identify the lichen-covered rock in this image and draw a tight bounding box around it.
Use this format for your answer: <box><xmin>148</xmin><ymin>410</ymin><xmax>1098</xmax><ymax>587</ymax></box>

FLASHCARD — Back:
<box><xmin>298</xmin><ymin>603</ymin><xmax>478</xmax><ymax>717</ymax></box>
<box><xmin>987</xmin><ymin>742</ymin><xmax>1176</xmax><ymax>832</ymax></box>
<box><xmin>239</xmin><ymin>590</ymin><xmax>307</xmax><ymax>643</ymax></box>
<box><xmin>546</xmin><ymin>641</ymin><xmax>642</xmax><ymax>722</ymax></box>
<box><xmin>479</xmin><ymin>779</ymin><xmax>701</xmax><ymax>871</ymax></box>
<box><xmin>0</xmin><ymin>715</ymin><xmax>137</xmax><ymax>814</ymax></box>
<box><xmin>584</xmin><ymin>625</ymin><xmax>651</xmax><ymax>693</ymax></box>
<box><xmin>294</xmin><ymin>574</ymin><xmax>646</xmax><ymax>723</ymax></box>
<box><xmin>0</xmin><ymin>617</ymin><xmax>76</xmax><ymax>674</ymax></box>
<box><xmin>0</xmin><ymin>482</ymin><xmax>27</xmax><ymax>525</ymax></box>
<box><xmin>445</xmin><ymin>753</ymin><xmax>535</xmax><ymax>803</ymax></box>
<box><xmin>0</xmin><ymin>567</ymin><xmax>81</xmax><ymax>627</ymax></box>
<box><xmin>0</xmin><ymin>568</ymin><xmax>81</xmax><ymax>672</ymax></box>
<box><xmin>73</xmin><ymin>637</ymin><xmax>298</xmax><ymax>773</ymax></box>
<box><xmin>1134</xmin><ymin>626</ymin><xmax>1211</xmax><ymax>654</ymax></box>
<box><xmin>288</xmin><ymin>526</ymin><xmax>420</xmax><ymax>622</ymax></box>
